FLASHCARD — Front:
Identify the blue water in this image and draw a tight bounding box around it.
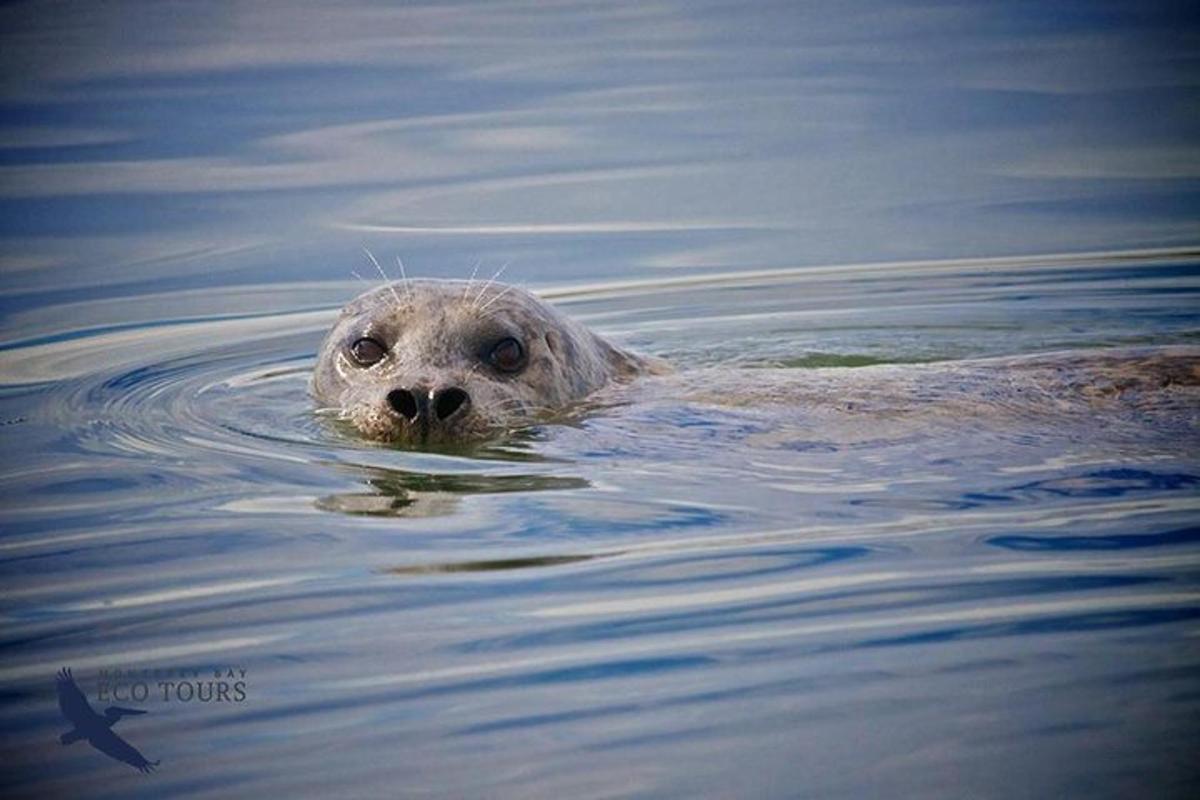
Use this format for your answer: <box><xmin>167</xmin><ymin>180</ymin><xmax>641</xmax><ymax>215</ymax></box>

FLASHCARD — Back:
<box><xmin>1</xmin><ymin>2</ymin><xmax>1199</xmax><ymax>798</ymax></box>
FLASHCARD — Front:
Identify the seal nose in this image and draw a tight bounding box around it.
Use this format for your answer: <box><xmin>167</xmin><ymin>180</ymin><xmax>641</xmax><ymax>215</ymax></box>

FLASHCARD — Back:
<box><xmin>433</xmin><ymin>387</ymin><xmax>470</xmax><ymax>421</ymax></box>
<box><xmin>387</xmin><ymin>388</ymin><xmax>420</xmax><ymax>420</ymax></box>
<box><xmin>386</xmin><ymin>386</ymin><xmax>470</xmax><ymax>423</ymax></box>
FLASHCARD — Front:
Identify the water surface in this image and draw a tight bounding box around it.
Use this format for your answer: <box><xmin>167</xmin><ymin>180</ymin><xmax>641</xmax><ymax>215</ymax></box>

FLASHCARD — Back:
<box><xmin>1</xmin><ymin>2</ymin><xmax>1199</xmax><ymax>798</ymax></box>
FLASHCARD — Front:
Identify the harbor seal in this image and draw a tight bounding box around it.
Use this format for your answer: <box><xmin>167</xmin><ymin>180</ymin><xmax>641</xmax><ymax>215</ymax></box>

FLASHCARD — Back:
<box><xmin>313</xmin><ymin>279</ymin><xmax>1200</xmax><ymax>447</ymax></box>
<box><xmin>311</xmin><ymin>279</ymin><xmax>659</xmax><ymax>445</ymax></box>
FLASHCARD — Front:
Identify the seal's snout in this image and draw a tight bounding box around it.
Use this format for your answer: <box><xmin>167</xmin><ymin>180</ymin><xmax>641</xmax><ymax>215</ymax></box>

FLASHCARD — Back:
<box><xmin>433</xmin><ymin>387</ymin><xmax>470</xmax><ymax>420</ymax></box>
<box><xmin>386</xmin><ymin>386</ymin><xmax>471</xmax><ymax>425</ymax></box>
<box><xmin>387</xmin><ymin>388</ymin><xmax>420</xmax><ymax>420</ymax></box>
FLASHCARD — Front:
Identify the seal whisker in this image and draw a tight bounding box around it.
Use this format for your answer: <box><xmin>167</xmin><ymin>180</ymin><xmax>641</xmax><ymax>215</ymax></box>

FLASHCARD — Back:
<box><xmin>486</xmin><ymin>399</ymin><xmax>525</xmax><ymax>412</ymax></box>
<box><xmin>490</xmin><ymin>398</ymin><xmax>555</xmax><ymax>416</ymax></box>
<box><xmin>476</xmin><ymin>283</ymin><xmax>516</xmax><ymax>314</ymax></box>
<box><xmin>462</xmin><ymin>259</ymin><xmax>482</xmax><ymax>305</ymax></box>
<box><xmin>395</xmin><ymin>254</ymin><xmax>414</xmax><ymax>301</ymax></box>
<box><xmin>511</xmin><ymin>404</ymin><xmax>559</xmax><ymax>419</ymax></box>
<box><xmin>490</xmin><ymin>397</ymin><xmax>528</xmax><ymax>408</ymax></box>
<box><xmin>312</xmin><ymin>405</ymin><xmax>345</xmax><ymax>416</ymax></box>
<box><xmin>361</xmin><ymin>247</ymin><xmax>403</xmax><ymax>310</ymax></box>
<box><xmin>456</xmin><ymin>363</ymin><xmax>483</xmax><ymax>385</ymax></box>
<box><xmin>474</xmin><ymin>261</ymin><xmax>510</xmax><ymax>309</ymax></box>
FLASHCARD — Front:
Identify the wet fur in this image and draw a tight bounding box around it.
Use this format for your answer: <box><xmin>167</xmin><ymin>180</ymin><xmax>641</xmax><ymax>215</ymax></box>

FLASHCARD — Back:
<box><xmin>313</xmin><ymin>279</ymin><xmax>1198</xmax><ymax>446</ymax></box>
<box><xmin>311</xmin><ymin>279</ymin><xmax>658</xmax><ymax>445</ymax></box>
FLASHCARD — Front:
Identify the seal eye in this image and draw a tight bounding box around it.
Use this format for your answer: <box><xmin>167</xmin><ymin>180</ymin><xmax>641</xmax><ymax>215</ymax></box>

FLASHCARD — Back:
<box><xmin>489</xmin><ymin>337</ymin><xmax>525</xmax><ymax>373</ymax></box>
<box><xmin>349</xmin><ymin>337</ymin><xmax>387</xmax><ymax>366</ymax></box>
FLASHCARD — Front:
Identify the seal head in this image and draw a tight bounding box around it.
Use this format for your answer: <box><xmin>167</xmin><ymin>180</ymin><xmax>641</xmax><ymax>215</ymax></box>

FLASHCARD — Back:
<box><xmin>311</xmin><ymin>279</ymin><xmax>647</xmax><ymax>445</ymax></box>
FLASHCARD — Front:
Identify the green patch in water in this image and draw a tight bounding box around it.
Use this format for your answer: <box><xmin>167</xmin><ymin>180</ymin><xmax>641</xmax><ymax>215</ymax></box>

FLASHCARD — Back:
<box><xmin>772</xmin><ymin>353</ymin><xmax>896</xmax><ymax>369</ymax></box>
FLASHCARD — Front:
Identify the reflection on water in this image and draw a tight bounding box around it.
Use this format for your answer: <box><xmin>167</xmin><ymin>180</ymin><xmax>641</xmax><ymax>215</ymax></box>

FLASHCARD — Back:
<box><xmin>386</xmin><ymin>553</ymin><xmax>608</xmax><ymax>576</ymax></box>
<box><xmin>2</xmin><ymin>1</ymin><xmax>1200</xmax><ymax>798</ymax></box>
<box><xmin>316</xmin><ymin>466</ymin><xmax>590</xmax><ymax>518</ymax></box>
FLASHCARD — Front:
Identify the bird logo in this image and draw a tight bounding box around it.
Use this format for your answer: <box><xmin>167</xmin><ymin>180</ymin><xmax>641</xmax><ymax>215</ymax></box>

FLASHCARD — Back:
<box><xmin>55</xmin><ymin>668</ymin><xmax>160</xmax><ymax>773</ymax></box>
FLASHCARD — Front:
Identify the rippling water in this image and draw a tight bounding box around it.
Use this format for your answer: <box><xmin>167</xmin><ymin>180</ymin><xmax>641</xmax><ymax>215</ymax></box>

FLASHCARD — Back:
<box><xmin>3</xmin><ymin>1</ymin><xmax>1200</xmax><ymax>798</ymax></box>
<box><xmin>4</xmin><ymin>253</ymin><xmax>1199</xmax><ymax>797</ymax></box>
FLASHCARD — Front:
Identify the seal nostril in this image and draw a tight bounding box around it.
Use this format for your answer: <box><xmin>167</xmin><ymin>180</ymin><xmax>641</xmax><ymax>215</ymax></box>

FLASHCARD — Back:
<box><xmin>434</xmin><ymin>387</ymin><xmax>469</xmax><ymax>420</ymax></box>
<box><xmin>387</xmin><ymin>389</ymin><xmax>419</xmax><ymax>420</ymax></box>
